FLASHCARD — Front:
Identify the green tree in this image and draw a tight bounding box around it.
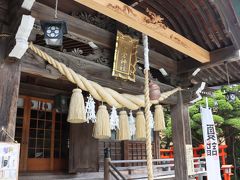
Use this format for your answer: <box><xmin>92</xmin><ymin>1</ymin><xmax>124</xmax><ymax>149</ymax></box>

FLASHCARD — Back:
<box><xmin>189</xmin><ymin>87</ymin><xmax>240</xmax><ymax>175</ymax></box>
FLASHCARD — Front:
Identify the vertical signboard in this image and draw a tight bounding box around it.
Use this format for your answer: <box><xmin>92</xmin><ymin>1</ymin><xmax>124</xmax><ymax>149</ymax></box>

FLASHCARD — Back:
<box><xmin>185</xmin><ymin>144</ymin><xmax>195</xmax><ymax>176</ymax></box>
<box><xmin>200</xmin><ymin>107</ymin><xmax>221</xmax><ymax>180</ymax></box>
<box><xmin>0</xmin><ymin>143</ymin><xmax>20</xmax><ymax>180</ymax></box>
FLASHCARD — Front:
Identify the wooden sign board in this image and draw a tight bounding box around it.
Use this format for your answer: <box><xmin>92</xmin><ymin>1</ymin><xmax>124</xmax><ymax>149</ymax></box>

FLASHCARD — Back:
<box><xmin>0</xmin><ymin>143</ymin><xmax>20</xmax><ymax>180</ymax></box>
<box><xmin>112</xmin><ymin>31</ymin><xmax>138</xmax><ymax>82</ymax></box>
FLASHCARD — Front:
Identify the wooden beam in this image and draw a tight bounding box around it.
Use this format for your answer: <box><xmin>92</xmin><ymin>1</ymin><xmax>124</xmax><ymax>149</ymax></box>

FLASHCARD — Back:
<box><xmin>177</xmin><ymin>46</ymin><xmax>240</xmax><ymax>87</ymax></box>
<box><xmin>210</xmin><ymin>45</ymin><xmax>240</xmax><ymax>64</ymax></box>
<box><xmin>74</xmin><ymin>0</ymin><xmax>210</xmax><ymax>63</ymax></box>
<box><xmin>31</xmin><ymin>2</ymin><xmax>178</xmax><ymax>74</ymax></box>
<box><xmin>21</xmin><ymin>50</ymin><xmax>62</xmax><ymax>80</ymax></box>
<box><xmin>19</xmin><ymin>83</ymin><xmax>71</xmax><ymax>99</ymax></box>
<box><xmin>21</xmin><ymin>46</ymin><xmax>177</xmax><ymax>104</ymax></box>
<box><xmin>178</xmin><ymin>45</ymin><xmax>240</xmax><ymax>74</ymax></box>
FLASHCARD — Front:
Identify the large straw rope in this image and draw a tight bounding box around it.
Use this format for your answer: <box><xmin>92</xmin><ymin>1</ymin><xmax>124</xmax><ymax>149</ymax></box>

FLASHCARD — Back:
<box><xmin>29</xmin><ymin>42</ymin><xmax>180</xmax><ymax>110</ymax></box>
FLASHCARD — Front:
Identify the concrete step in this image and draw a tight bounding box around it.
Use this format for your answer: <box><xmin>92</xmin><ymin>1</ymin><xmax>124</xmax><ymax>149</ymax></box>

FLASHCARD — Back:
<box><xmin>19</xmin><ymin>172</ymin><xmax>104</xmax><ymax>180</ymax></box>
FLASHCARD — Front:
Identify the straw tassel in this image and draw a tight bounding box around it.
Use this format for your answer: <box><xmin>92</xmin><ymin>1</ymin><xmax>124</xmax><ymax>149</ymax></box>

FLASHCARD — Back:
<box><xmin>135</xmin><ymin>111</ymin><xmax>146</xmax><ymax>140</ymax></box>
<box><xmin>118</xmin><ymin>111</ymin><xmax>130</xmax><ymax>140</ymax></box>
<box><xmin>154</xmin><ymin>105</ymin><xmax>166</xmax><ymax>131</ymax></box>
<box><xmin>93</xmin><ymin>105</ymin><xmax>111</xmax><ymax>139</ymax></box>
<box><xmin>67</xmin><ymin>88</ymin><xmax>86</xmax><ymax>123</ymax></box>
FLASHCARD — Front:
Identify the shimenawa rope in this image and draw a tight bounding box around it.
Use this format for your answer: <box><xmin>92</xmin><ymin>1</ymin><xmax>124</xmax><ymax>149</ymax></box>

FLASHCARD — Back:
<box><xmin>28</xmin><ymin>42</ymin><xmax>180</xmax><ymax>110</ymax></box>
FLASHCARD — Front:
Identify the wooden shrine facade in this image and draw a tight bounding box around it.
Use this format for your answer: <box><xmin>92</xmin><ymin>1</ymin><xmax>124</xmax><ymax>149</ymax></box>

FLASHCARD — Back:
<box><xmin>1</xmin><ymin>0</ymin><xmax>240</xmax><ymax>179</ymax></box>
<box><xmin>15</xmin><ymin>93</ymin><xmax>160</xmax><ymax>172</ymax></box>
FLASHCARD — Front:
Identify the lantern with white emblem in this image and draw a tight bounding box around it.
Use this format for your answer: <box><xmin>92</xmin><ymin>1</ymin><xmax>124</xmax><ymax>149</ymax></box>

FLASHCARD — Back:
<box><xmin>40</xmin><ymin>21</ymin><xmax>67</xmax><ymax>46</ymax></box>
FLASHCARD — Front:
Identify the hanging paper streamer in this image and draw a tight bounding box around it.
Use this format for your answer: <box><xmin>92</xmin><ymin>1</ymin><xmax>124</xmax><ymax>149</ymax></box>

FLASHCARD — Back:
<box><xmin>129</xmin><ymin>111</ymin><xmax>136</xmax><ymax>137</ymax></box>
<box><xmin>85</xmin><ymin>95</ymin><xmax>96</xmax><ymax>123</ymax></box>
<box><xmin>110</xmin><ymin>106</ymin><xmax>119</xmax><ymax>130</ymax></box>
<box><xmin>149</xmin><ymin>110</ymin><xmax>154</xmax><ymax>129</ymax></box>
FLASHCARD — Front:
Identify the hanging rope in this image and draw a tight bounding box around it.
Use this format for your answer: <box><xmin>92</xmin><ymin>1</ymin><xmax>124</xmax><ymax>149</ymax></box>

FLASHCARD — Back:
<box><xmin>54</xmin><ymin>0</ymin><xmax>59</xmax><ymax>19</ymax></box>
<box><xmin>142</xmin><ymin>34</ymin><xmax>153</xmax><ymax>180</ymax></box>
<box><xmin>28</xmin><ymin>42</ymin><xmax>180</xmax><ymax>110</ymax></box>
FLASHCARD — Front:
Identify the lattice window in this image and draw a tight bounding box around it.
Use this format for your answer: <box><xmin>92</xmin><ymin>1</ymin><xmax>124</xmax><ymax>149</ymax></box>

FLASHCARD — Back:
<box><xmin>28</xmin><ymin>100</ymin><xmax>53</xmax><ymax>158</ymax></box>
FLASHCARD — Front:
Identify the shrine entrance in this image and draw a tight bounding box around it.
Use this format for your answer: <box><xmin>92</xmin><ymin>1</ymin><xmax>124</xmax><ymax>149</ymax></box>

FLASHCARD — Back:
<box><xmin>15</xmin><ymin>96</ymin><xmax>69</xmax><ymax>172</ymax></box>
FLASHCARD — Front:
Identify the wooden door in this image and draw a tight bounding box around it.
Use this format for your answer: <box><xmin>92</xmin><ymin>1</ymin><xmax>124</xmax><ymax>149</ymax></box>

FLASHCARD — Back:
<box><xmin>26</xmin><ymin>97</ymin><xmax>54</xmax><ymax>171</ymax></box>
<box><xmin>16</xmin><ymin>96</ymin><xmax>69</xmax><ymax>172</ymax></box>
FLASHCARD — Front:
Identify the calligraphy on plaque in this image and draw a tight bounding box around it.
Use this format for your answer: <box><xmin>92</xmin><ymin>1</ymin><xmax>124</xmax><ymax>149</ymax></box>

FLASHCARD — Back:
<box><xmin>112</xmin><ymin>31</ymin><xmax>138</xmax><ymax>82</ymax></box>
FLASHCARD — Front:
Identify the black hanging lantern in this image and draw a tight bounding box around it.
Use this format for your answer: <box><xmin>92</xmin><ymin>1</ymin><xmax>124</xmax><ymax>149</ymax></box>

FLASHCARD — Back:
<box><xmin>225</xmin><ymin>91</ymin><xmax>236</xmax><ymax>102</ymax></box>
<box><xmin>54</xmin><ymin>94</ymin><xmax>69</xmax><ymax>113</ymax></box>
<box><xmin>40</xmin><ymin>21</ymin><xmax>67</xmax><ymax>46</ymax></box>
<box><xmin>223</xmin><ymin>62</ymin><xmax>236</xmax><ymax>102</ymax></box>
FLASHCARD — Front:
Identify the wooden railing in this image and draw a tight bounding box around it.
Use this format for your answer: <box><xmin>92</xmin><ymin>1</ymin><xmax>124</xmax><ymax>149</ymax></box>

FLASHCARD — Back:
<box><xmin>160</xmin><ymin>144</ymin><xmax>233</xmax><ymax>180</ymax></box>
<box><xmin>104</xmin><ymin>147</ymin><xmax>207</xmax><ymax>180</ymax></box>
<box><xmin>99</xmin><ymin>140</ymin><xmax>156</xmax><ymax>169</ymax></box>
<box><xmin>160</xmin><ymin>144</ymin><xmax>228</xmax><ymax>165</ymax></box>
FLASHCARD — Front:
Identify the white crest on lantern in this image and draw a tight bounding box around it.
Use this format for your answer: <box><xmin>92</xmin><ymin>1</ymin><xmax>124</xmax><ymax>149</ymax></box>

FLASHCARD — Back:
<box><xmin>110</xmin><ymin>106</ymin><xmax>119</xmax><ymax>130</ymax></box>
<box><xmin>129</xmin><ymin>111</ymin><xmax>136</xmax><ymax>136</ymax></box>
<box><xmin>149</xmin><ymin>110</ymin><xmax>154</xmax><ymax>129</ymax></box>
<box><xmin>85</xmin><ymin>94</ymin><xmax>96</xmax><ymax>123</ymax></box>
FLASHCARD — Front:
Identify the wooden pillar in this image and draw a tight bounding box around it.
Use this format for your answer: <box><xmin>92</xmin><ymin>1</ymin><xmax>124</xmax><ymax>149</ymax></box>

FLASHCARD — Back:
<box><xmin>69</xmin><ymin>123</ymin><xmax>98</xmax><ymax>173</ymax></box>
<box><xmin>0</xmin><ymin>59</ymin><xmax>21</xmax><ymax>140</ymax></box>
<box><xmin>183</xmin><ymin>104</ymin><xmax>192</xmax><ymax>145</ymax></box>
<box><xmin>154</xmin><ymin>131</ymin><xmax>160</xmax><ymax>159</ymax></box>
<box><xmin>0</xmin><ymin>13</ymin><xmax>21</xmax><ymax>140</ymax></box>
<box><xmin>123</xmin><ymin>140</ymin><xmax>129</xmax><ymax>160</ymax></box>
<box><xmin>170</xmin><ymin>91</ymin><xmax>192</xmax><ymax>180</ymax></box>
<box><xmin>104</xmin><ymin>148</ymin><xmax>111</xmax><ymax>180</ymax></box>
<box><xmin>0</xmin><ymin>0</ymin><xmax>28</xmax><ymax>141</ymax></box>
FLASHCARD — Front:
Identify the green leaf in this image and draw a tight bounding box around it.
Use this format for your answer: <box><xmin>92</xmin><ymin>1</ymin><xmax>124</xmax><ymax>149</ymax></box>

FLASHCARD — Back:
<box><xmin>214</xmin><ymin>90</ymin><xmax>225</xmax><ymax>100</ymax></box>
<box><xmin>212</xmin><ymin>115</ymin><xmax>224</xmax><ymax>124</ymax></box>
<box><xmin>192</xmin><ymin>113</ymin><xmax>224</xmax><ymax>124</ymax></box>
<box><xmin>191</xmin><ymin>119</ymin><xmax>201</xmax><ymax>129</ymax></box>
<box><xmin>189</xmin><ymin>106</ymin><xmax>199</xmax><ymax>117</ymax></box>
<box><xmin>217</xmin><ymin>99</ymin><xmax>233</xmax><ymax>112</ymax></box>
<box><xmin>225</xmin><ymin>118</ymin><xmax>240</xmax><ymax>130</ymax></box>
<box><xmin>231</xmin><ymin>97</ymin><xmax>240</xmax><ymax>109</ymax></box>
<box><xmin>192</xmin><ymin>113</ymin><xmax>201</xmax><ymax>122</ymax></box>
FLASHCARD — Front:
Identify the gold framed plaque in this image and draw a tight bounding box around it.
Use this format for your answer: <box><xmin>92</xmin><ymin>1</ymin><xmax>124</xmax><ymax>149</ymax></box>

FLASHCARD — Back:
<box><xmin>112</xmin><ymin>31</ymin><xmax>138</xmax><ymax>82</ymax></box>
